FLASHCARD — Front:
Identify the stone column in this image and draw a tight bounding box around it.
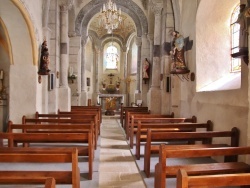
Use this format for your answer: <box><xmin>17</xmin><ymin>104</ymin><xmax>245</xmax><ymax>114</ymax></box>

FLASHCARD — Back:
<box><xmin>141</xmin><ymin>34</ymin><xmax>150</xmax><ymax>107</ymax></box>
<box><xmin>147</xmin><ymin>33</ymin><xmax>154</xmax><ymax>87</ymax></box>
<box><xmin>41</xmin><ymin>0</ymin><xmax>51</xmax><ymax>114</ymax></box>
<box><xmin>135</xmin><ymin>37</ymin><xmax>142</xmax><ymax>93</ymax></box>
<box><xmin>80</xmin><ymin>37</ymin><xmax>88</xmax><ymax>105</ymax></box>
<box><xmin>94</xmin><ymin>46</ymin><xmax>101</xmax><ymax>105</ymax></box>
<box><xmin>123</xmin><ymin>47</ymin><xmax>129</xmax><ymax>106</ymax></box>
<box><xmin>58</xmin><ymin>0</ymin><xmax>73</xmax><ymax>111</ymax></box>
<box><xmin>147</xmin><ymin>2</ymin><xmax>163</xmax><ymax>114</ymax></box>
<box><xmin>95</xmin><ymin>46</ymin><xmax>100</xmax><ymax>93</ymax></box>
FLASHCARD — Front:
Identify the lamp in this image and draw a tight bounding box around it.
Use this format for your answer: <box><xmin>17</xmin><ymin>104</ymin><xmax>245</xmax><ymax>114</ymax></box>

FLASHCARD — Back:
<box><xmin>99</xmin><ymin>0</ymin><xmax>122</xmax><ymax>34</ymax></box>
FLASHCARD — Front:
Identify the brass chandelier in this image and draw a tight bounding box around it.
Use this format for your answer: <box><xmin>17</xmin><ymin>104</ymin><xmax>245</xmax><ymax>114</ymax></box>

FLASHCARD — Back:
<box><xmin>99</xmin><ymin>0</ymin><xmax>122</xmax><ymax>34</ymax></box>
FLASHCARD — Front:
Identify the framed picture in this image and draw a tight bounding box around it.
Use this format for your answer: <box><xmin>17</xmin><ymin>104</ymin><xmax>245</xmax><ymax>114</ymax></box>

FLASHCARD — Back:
<box><xmin>87</xmin><ymin>77</ymin><xmax>90</xmax><ymax>86</ymax></box>
<box><xmin>48</xmin><ymin>73</ymin><xmax>55</xmax><ymax>91</ymax></box>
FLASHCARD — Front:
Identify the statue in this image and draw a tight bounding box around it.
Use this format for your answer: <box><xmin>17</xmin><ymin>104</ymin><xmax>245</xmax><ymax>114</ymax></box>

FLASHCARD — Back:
<box><xmin>170</xmin><ymin>31</ymin><xmax>190</xmax><ymax>74</ymax></box>
<box><xmin>142</xmin><ymin>58</ymin><xmax>150</xmax><ymax>79</ymax></box>
<box><xmin>105</xmin><ymin>97</ymin><xmax>116</xmax><ymax>116</ymax></box>
<box><xmin>38</xmin><ymin>40</ymin><xmax>50</xmax><ymax>75</ymax></box>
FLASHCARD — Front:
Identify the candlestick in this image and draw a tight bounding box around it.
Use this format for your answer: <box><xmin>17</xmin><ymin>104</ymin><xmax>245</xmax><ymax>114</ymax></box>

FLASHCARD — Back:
<box><xmin>0</xmin><ymin>70</ymin><xmax>3</xmax><ymax>80</ymax></box>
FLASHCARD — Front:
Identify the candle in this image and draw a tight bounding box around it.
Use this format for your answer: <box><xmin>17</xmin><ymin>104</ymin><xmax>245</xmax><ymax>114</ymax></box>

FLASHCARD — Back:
<box><xmin>69</xmin><ymin>66</ymin><xmax>73</xmax><ymax>76</ymax></box>
<box><xmin>0</xmin><ymin>70</ymin><xmax>3</xmax><ymax>80</ymax></box>
<box><xmin>97</xmin><ymin>95</ymin><xmax>100</xmax><ymax>104</ymax></box>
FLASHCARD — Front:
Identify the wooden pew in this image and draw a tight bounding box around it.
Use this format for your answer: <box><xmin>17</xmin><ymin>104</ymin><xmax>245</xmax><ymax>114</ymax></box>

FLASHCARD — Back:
<box><xmin>0</xmin><ymin>131</ymin><xmax>93</xmax><ymax>180</ymax></box>
<box><xmin>124</xmin><ymin>111</ymin><xmax>151</xmax><ymax>136</ymax></box>
<box><xmin>176</xmin><ymin>169</ymin><xmax>250</xmax><ymax>188</ymax></box>
<box><xmin>8</xmin><ymin>120</ymin><xmax>95</xmax><ymax>151</ymax></box>
<box><xmin>129</xmin><ymin>115</ymin><xmax>193</xmax><ymax>147</ymax></box>
<box><xmin>0</xmin><ymin>147</ymin><xmax>80</xmax><ymax>188</ymax></box>
<box><xmin>135</xmin><ymin>120</ymin><xmax>211</xmax><ymax>159</ymax></box>
<box><xmin>36</xmin><ymin>111</ymin><xmax>100</xmax><ymax>133</ymax></box>
<box><xmin>120</xmin><ymin>106</ymin><xmax>148</xmax><ymax>127</ymax></box>
<box><xmin>144</xmin><ymin>127</ymin><xmax>239</xmax><ymax>177</ymax></box>
<box><xmin>0</xmin><ymin>176</ymin><xmax>56</xmax><ymax>188</ymax></box>
<box><xmin>22</xmin><ymin>115</ymin><xmax>98</xmax><ymax>149</ymax></box>
<box><xmin>71</xmin><ymin>105</ymin><xmax>102</xmax><ymax>123</ymax></box>
<box><xmin>154</xmin><ymin>145</ymin><xmax>250</xmax><ymax>188</ymax></box>
<box><xmin>57</xmin><ymin>110</ymin><xmax>101</xmax><ymax>135</ymax></box>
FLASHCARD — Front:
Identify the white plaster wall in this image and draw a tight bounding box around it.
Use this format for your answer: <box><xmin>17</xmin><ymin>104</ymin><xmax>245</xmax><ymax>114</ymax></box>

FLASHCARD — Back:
<box><xmin>196</xmin><ymin>0</ymin><xmax>238</xmax><ymax>90</ymax></box>
<box><xmin>0</xmin><ymin>1</ymin><xmax>43</xmax><ymax>122</ymax></box>
<box><xmin>178</xmin><ymin>0</ymin><xmax>248</xmax><ymax>151</ymax></box>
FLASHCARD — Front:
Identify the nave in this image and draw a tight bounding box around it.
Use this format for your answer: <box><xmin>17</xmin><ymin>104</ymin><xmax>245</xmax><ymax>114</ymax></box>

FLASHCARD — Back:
<box><xmin>98</xmin><ymin>117</ymin><xmax>146</xmax><ymax>187</ymax></box>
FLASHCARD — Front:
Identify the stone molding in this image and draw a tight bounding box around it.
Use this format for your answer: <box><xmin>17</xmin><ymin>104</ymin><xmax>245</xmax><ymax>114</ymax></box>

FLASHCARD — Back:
<box><xmin>75</xmin><ymin>0</ymin><xmax>148</xmax><ymax>37</ymax></box>
<box><xmin>59</xmin><ymin>0</ymin><xmax>74</xmax><ymax>11</ymax></box>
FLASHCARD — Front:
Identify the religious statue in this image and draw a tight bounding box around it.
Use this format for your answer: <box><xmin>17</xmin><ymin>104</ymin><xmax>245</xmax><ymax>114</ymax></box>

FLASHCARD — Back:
<box><xmin>237</xmin><ymin>4</ymin><xmax>248</xmax><ymax>50</ymax></box>
<box><xmin>170</xmin><ymin>31</ymin><xmax>190</xmax><ymax>74</ymax></box>
<box><xmin>105</xmin><ymin>97</ymin><xmax>116</xmax><ymax>116</ymax></box>
<box><xmin>142</xmin><ymin>58</ymin><xmax>150</xmax><ymax>82</ymax></box>
<box><xmin>38</xmin><ymin>40</ymin><xmax>50</xmax><ymax>75</ymax></box>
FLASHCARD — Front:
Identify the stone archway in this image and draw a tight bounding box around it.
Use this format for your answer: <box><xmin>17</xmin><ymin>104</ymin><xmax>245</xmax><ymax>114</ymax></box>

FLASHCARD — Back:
<box><xmin>0</xmin><ymin>0</ymin><xmax>39</xmax><ymax>123</ymax></box>
<box><xmin>75</xmin><ymin>0</ymin><xmax>148</xmax><ymax>37</ymax></box>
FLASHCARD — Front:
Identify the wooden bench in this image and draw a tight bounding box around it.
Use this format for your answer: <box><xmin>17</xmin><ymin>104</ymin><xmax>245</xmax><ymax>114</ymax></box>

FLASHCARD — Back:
<box><xmin>71</xmin><ymin>105</ymin><xmax>102</xmax><ymax>123</ymax></box>
<box><xmin>155</xmin><ymin>145</ymin><xmax>250</xmax><ymax>188</ymax></box>
<box><xmin>0</xmin><ymin>131</ymin><xmax>93</xmax><ymax>180</ymax></box>
<box><xmin>135</xmin><ymin>120</ymin><xmax>210</xmax><ymax>159</ymax></box>
<box><xmin>8</xmin><ymin>120</ymin><xmax>95</xmax><ymax>151</ymax></box>
<box><xmin>120</xmin><ymin>106</ymin><xmax>148</xmax><ymax>127</ymax></box>
<box><xmin>57</xmin><ymin>110</ymin><xmax>101</xmax><ymax>135</ymax></box>
<box><xmin>22</xmin><ymin>115</ymin><xmax>98</xmax><ymax>149</ymax></box>
<box><xmin>0</xmin><ymin>176</ymin><xmax>56</xmax><ymax>188</ymax></box>
<box><xmin>36</xmin><ymin>111</ymin><xmax>100</xmax><ymax>134</ymax></box>
<box><xmin>176</xmin><ymin>169</ymin><xmax>250</xmax><ymax>188</ymax></box>
<box><xmin>144</xmin><ymin>127</ymin><xmax>239</xmax><ymax>177</ymax></box>
<box><xmin>129</xmin><ymin>115</ymin><xmax>194</xmax><ymax>147</ymax></box>
<box><xmin>124</xmin><ymin>111</ymin><xmax>151</xmax><ymax>133</ymax></box>
<box><xmin>0</xmin><ymin>147</ymin><xmax>80</xmax><ymax>187</ymax></box>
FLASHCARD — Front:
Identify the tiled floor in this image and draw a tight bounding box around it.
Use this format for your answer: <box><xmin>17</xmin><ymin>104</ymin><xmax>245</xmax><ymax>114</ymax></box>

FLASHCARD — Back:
<box><xmin>99</xmin><ymin>118</ymin><xmax>146</xmax><ymax>188</ymax></box>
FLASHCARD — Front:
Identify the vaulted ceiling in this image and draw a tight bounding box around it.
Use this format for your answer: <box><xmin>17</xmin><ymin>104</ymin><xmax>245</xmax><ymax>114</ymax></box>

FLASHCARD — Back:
<box><xmin>88</xmin><ymin>12</ymin><xmax>136</xmax><ymax>40</ymax></box>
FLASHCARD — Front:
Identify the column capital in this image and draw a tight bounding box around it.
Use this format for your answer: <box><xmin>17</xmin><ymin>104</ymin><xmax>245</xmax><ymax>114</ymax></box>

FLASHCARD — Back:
<box><xmin>150</xmin><ymin>2</ymin><xmax>163</xmax><ymax>16</ymax></box>
<box><xmin>135</xmin><ymin>37</ymin><xmax>142</xmax><ymax>46</ymax></box>
<box><xmin>147</xmin><ymin>33</ymin><xmax>154</xmax><ymax>42</ymax></box>
<box><xmin>81</xmin><ymin>37</ymin><xmax>87</xmax><ymax>46</ymax></box>
<box><xmin>59</xmin><ymin>0</ymin><xmax>74</xmax><ymax>11</ymax></box>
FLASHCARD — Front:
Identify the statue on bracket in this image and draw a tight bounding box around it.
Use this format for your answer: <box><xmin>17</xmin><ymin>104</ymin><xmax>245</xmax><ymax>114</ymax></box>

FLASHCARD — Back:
<box><xmin>38</xmin><ymin>39</ymin><xmax>50</xmax><ymax>75</ymax></box>
<box><xmin>142</xmin><ymin>58</ymin><xmax>150</xmax><ymax>84</ymax></box>
<box><xmin>170</xmin><ymin>30</ymin><xmax>190</xmax><ymax>74</ymax></box>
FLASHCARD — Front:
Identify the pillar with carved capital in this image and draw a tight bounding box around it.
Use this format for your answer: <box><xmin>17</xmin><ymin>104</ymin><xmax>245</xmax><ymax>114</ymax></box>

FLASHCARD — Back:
<box><xmin>95</xmin><ymin>46</ymin><xmax>101</xmax><ymax>94</ymax></box>
<box><xmin>58</xmin><ymin>0</ymin><xmax>73</xmax><ymax>111</ymax></box>
<box><xmin>147</xmin><ymin>2</ymin><xmax>163</xmax><ymax>114</ymax></box>
<box><xmin>94</xmin><ymin>46</ymin><xmax>101</xmax><ymax>105</ymax></box>
<box><xmin>135</xmin><ymin>37</ymin><xmax>142</xmax><ymax>93</ymax></box>
<box><xmin>80</xmin><ymin>38</ymin><xmax>88</xmax><ymax>106</ymax></box>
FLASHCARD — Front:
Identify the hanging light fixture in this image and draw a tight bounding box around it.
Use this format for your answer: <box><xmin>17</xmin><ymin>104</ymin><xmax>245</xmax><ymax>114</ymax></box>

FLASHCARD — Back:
<box><xmin>99</xmin><ymin>0</ymin><xmax>122</xmax><ymax>34</ymax></box>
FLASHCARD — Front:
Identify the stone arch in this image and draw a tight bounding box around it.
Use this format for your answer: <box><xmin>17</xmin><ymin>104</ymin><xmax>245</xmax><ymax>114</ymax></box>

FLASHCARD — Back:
<box><xmin>75</xmin><ymin>0</ymin><xmax>148</xmax><ymax>38</ymax></box>
<box><xmin>0</xmin><ymin>0</ymin><xmax>38</xmax><ymax>123</ymax></box>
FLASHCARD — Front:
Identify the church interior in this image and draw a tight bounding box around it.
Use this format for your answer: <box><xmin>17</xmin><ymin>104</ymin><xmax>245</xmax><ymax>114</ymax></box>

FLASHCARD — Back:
<box><xmin>1</xmin><ymin>0</ymin><xmax>250</xmax><ymax>187</ymax></box>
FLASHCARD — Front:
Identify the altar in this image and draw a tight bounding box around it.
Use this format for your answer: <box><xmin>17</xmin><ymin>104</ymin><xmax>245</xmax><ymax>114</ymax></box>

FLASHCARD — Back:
<box><xmin>98</xmin><ymin>94</ymin><xmax>125</xmax><ymax>115</ymax></box>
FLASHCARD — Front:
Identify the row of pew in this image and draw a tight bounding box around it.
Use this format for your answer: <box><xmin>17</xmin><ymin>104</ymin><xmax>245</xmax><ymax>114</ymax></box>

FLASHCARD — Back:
<box><xmin>0</xmin><ymin>105</ymin><xmax>102</xmax><ymax>188</ymax></box>
<box><xmin>121</xmin><ymin>106</ymin><xmax>250</xmax><ymax>188</ymax></box>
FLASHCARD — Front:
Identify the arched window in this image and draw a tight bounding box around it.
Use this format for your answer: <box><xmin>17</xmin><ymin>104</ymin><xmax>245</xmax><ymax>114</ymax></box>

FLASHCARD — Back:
<box><xmin>105</xmin><ymin>45</ymin><xmax>119</xmax><ymax>69</ymax></box>
<box><xmin>231</xmin><ymin>4</ymin><xmax>241</xmax><ymax>72</ymax></box>
<box><xmin>196</xmin><ymin>0</ymin><xmax>241</xmax><ymax>92</ymax></box>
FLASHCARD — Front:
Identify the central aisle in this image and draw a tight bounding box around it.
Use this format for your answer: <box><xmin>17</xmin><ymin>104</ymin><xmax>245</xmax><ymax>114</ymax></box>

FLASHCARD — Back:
<box><xmin>99</xmin><ymin>118</ymin><xmax>146</xmax><ymax>187</ymax></box>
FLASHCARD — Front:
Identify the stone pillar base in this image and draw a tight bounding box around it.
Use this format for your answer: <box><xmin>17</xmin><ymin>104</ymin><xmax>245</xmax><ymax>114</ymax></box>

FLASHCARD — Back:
<box><xmin>41</xmin><ymin>75</ymin><xmax>48</xmax><ymax>114</ymax></box>
<box><xmin>134</xmin><ymin>92</ymin><xmax>142</xmax><ymax>106</ymax></box>
<box><xmin>58</xmin><ymin>87</ymin><xmax>71</xmax><ymax>111</ymax></box>
<box><xmin>80</xmin><ymin>91</ymin><xmax>88</xmax><ymax>106</ymax></box>
<box><xmin>147</xmin><ymin>87</ymin><xmax>161</xmax><ymax>114</ymax></box>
